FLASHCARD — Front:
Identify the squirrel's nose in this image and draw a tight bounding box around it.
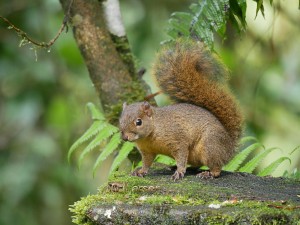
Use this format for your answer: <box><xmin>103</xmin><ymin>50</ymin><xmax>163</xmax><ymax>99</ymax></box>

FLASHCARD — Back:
<box><xmin>121</xmin><ymin>132</ymin><xmax>128</xmax><ymax>141</ymax></box>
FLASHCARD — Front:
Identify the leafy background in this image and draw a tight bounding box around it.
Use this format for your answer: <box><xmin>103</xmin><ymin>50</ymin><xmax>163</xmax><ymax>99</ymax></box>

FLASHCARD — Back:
<box><xmin>0</xmin><ymin>0</ymin><xmax>300</xmax><ymax>225</ymax></box>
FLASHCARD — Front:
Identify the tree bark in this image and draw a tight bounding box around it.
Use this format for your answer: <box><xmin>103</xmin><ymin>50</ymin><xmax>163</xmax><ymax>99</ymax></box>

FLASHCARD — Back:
<box><xmin>59</xmin><ymin>0</ymin><xmax>147</xmax><ymax>121</ymax></box>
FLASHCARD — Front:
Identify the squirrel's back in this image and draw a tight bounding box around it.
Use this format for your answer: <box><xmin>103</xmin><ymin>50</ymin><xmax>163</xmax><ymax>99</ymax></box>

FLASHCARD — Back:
<box><xmin>153</xmin><ymin>38</ymin><xmax>243</xmax><ymax>145</ymax></box>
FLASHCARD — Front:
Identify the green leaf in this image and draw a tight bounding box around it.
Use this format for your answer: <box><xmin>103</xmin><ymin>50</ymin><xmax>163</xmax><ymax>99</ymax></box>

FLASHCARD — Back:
<box><xmin>253</xmin><ymin>0</ymin><xmax>265</xmax><ymax>18</ymax></box>
<box><xmin>109</xmin><ymin>142</ymin><xmax>135</xmax><ymax>174</ymax></box>
<box><xmin>86</xmin><ymin>102</ymin><xmax>105</xmax><ymax>121</ymax></box>
<box><xmin>228</xmin><ymin>13</ymin><xmax>242</xmax><ymax>34</ymax></box>
<box><xmin>223</xmin><ymin>142</ymin><xmax>262</xmax><ymax>171</ymax></box>
<box><xmin>92</xmin><ymin>133</ymin><xmax>121</xmax><ymax>175</ymax></box>
<box><xmin>155</xmin><ymin>155</ymin><xmax>176</xmax><ymax>166</ymax></box>
<box><xmin>68</xmin><ymin>121</ymin><xmax>105</xmax><ymax>162</ymax></box>
<box><xmin>78</xmin><ymin>124</ymin><xmax>118</xmax><ymax>168</ymax></box>
<box><xmin>237</xmin><ymin>0</ymin><xmax>247</xmax><ymax>21</ymax></box>
<box><xmin>208</xmin><ymin>1</ymin><xmax>227</xmax><ymax>36</ymax></box>
<box><xmin>257</xmin><ymin>157</ymin><xmax>291</xmax><ymax>177</ymax></box>
<box><xmin>229</xmin><ymin>0</ymin><xmax>247</xmax><ymax>31</ymax></box>
<box><xmin>239</xmin><ymin>147</ymin><xmax>280</xmax><ymax>173</ymax></box>
<box><xmin>200</xmin><ymin>166</ymin><xmax>209</xmax><ymax>170</ymax></box>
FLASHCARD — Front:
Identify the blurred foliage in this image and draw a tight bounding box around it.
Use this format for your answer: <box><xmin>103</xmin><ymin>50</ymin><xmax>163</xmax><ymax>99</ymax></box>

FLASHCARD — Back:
<box><xmin>0</xmin><ymin>1</ymin><xmax>106</xmax><ymax>225</ymax></box>
<box><xmin>0</xmin><ymin>0</ymin><xmax>300</xmax><ymax>225</ymax></box>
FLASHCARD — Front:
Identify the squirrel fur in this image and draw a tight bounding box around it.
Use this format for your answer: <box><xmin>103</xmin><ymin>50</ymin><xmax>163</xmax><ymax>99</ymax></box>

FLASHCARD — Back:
<box><xmin>119</xmin><ymin>38</ymin><xmax>243</xmax><ymax>180</ymax></box>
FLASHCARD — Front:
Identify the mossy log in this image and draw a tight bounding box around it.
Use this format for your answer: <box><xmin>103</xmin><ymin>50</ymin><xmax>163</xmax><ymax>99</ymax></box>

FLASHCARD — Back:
<box><xmin>70</xmin><ymin>166</ymin><xmax>300</xmax><ymax>225</ymax></box>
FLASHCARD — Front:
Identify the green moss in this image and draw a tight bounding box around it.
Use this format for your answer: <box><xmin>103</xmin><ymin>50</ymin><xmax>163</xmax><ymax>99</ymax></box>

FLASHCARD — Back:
<box><xmin>70</xmin><ymin>169</ymin><xmax>300</xmax><ymax>225</ymax></box>
<box><xmin>106</xmin><ymin>79</ymin><xmax>146</xmax><ymax>123</ymax></box>
<box><xmin>110</xmin><ymin>35</ymin><xmax>136</xmax><ymax>77</ymax></box>
<box><xmin>103</xmin><ymin>35</ymin><xmax>148</xmax><ymax>123</ymax></box>
<box><xmin>105</xmin><ymin>34</ymin><xmax>150</xmax><ymax>123</ymax></box>
<box><xmin>69</xmin><ymin>194</ymin><xmax>104</xmax><ymax>225</ymax></box>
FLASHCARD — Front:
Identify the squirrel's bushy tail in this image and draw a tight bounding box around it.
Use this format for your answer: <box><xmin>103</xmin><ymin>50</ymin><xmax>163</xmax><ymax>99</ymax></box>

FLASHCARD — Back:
<box><xmin>153</xmin><ymin>39</ymin><xmax>243</xmax><ymax>143</ymax></box>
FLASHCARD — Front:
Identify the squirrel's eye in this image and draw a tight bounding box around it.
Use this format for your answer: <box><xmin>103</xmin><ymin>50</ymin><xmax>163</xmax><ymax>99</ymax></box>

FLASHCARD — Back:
<box><xmin>135</xmin><ymin>118</ymin><xmax>142</xmax><ymax>126</ymax></box>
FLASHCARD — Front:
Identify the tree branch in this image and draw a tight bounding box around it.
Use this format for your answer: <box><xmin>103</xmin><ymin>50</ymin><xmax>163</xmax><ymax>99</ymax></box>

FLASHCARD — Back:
<box><xmin>0</xmin><ymin>0</ymin><xmax>74</xmax><ymax>48</ymax></box>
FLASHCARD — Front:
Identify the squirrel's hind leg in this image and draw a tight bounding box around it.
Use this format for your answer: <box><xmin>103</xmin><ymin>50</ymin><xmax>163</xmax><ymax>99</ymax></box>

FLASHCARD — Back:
<box><xmin>194</xmin><ymin>134</ymin><xmax>224</xmax><ymax>179</ymax></box>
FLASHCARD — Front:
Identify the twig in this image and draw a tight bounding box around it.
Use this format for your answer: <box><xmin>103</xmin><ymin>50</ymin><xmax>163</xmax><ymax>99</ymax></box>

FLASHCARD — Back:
<box><xmin>0</xmin><ymin>0</ymin><xmax>74</xmax><ymax>49</ymax></box>
<box><xmin>144</xmin><ymin>91</ymin><xmax>162</xmax><ymax>102</ymax></box>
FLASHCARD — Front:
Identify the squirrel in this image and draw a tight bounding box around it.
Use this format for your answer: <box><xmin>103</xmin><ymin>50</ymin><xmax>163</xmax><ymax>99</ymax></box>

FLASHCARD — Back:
<box><xmin>119</xmin><ymin>38</ymin><xmax>243</xmax><ymax>180</ymax></box>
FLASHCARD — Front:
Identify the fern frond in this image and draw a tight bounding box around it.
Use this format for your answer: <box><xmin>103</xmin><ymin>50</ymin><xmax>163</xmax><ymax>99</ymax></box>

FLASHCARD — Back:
<box><xmin>239</xmin><ymin>147</ymin><xmax>280</xmax><ymax>173</ymax></box>
<box><xmin>239</xmin><ymin>136</ymin><xmax>258</xmax><ymax>145</ymax></box>
<box><xmin>92</xmin><ymin>133</ymin><xmax>121</xmax><ymax>175</ymax></box>
<box><xmin>109</xmin><ymin>142</ymin><xmax>135</xmax><ymax>174</ymax></box>
<box><xmin>86</xmin><ymin>102</ymin><xmax>105</xmax><ymax>121</ymax></box>
<box><xmin>223</xmin><ymin>142</ymin><xmax>263</xmax><ymax>172</ymax></box>
<box><xmin>167</xmin><ymin>0</ymin><xmax>230</xmax><ymax>50</ymax></box>
<box><xmin>166</xmin><ymin>0</ymin><xmax>252</xmax><ymax>50</ymax></box>
<box><xmin>78</xmin><ymin>124</ymin><xmax>118</xmax><ymax>168</ymax></box>
<box><xmin>69</xmin><ymin>102</ymin><xmax>136</xmax><ymax>175</ymax></box>
<box><xmin>68</xmin><ymin>121</ymin><xmax>105</xmax><ymax>162</ymax></box>
<box><xmin>168</xmin><ymin>12</ymin><xmax>192</xmax><ymax>38</ymax></box>
<box><xmin>257</xmin><ymin>157</ymin><xmax>291</xmax><ymax>177</ymax></box>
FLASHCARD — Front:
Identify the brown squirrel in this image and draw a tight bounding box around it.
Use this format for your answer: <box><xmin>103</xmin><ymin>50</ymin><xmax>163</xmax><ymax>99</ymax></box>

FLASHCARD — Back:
<box><xmin>119</xmin><ymin>38</ymin><xmax>243</xmax><ymax>180</ymax></box>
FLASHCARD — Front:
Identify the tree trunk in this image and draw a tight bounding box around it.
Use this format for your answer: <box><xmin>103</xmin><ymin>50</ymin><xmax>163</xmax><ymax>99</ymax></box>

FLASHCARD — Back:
<box><xmin>59</xmin><ymin>0</ymin><xmax>147</xmax><ymax>121</ymax></box>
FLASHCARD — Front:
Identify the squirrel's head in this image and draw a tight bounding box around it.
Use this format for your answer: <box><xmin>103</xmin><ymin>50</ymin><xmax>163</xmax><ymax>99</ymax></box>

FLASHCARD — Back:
<box><xmin>119</xmin><ymin>101</ymin><xmax>154</xmax><ymax>142</ymax></box>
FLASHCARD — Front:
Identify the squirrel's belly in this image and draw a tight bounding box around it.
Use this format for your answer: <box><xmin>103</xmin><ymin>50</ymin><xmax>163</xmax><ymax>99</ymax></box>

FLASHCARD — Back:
<box><xmin>136</xmin><ymin>139</ymin><xmax>173</xmax><ymax>157</ymax></box>
<box><xmin>149</xmin><ymin>145</ymin><xmax>173</xmax><ymax>157</ymax></box>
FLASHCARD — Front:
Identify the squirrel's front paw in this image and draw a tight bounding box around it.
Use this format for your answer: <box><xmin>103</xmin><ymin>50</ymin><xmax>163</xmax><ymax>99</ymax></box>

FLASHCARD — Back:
<box><xmin>171</xmin><ymin>171</ymin><xmax>185</xmax><ymax>181</ymax></box>
<box><xmin>131</xmin><ymin>168</ymin><xmax>147</xmax><ymax>177</ymax></box>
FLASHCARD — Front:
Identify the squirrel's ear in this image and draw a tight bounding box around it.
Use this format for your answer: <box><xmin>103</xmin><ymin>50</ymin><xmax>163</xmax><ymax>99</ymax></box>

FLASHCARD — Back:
<box><xmin>141</xmin><ymin>101</ymin><xmax>153</xmax><ymax>117</ymax></box>
<box><xmin>122</xmin><ymin>102</ymin><xmax>127</xmax><ymax>111</ymax></box>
